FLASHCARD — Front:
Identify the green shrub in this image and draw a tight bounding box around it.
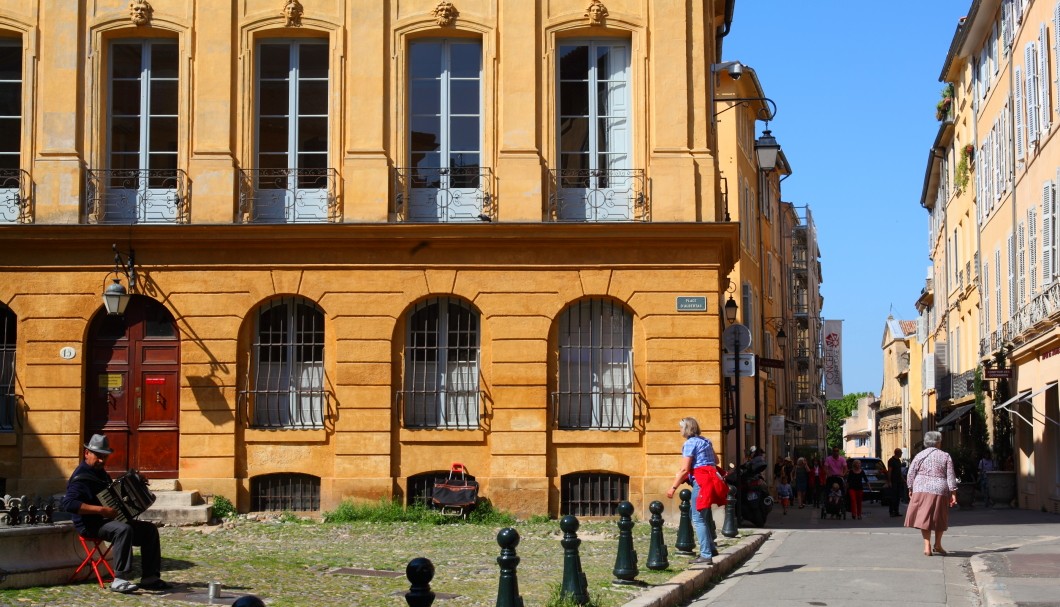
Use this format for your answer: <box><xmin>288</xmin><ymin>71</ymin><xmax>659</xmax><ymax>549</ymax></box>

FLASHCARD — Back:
<box><xmin>526</xmin><ymin>514</ymin><xmax>552</xmax><ymax>524</ymax></box>
<box><xmin>211</xmin><ymin>495</ymin><xmax>236</xmax><ymax>521</ymax></box>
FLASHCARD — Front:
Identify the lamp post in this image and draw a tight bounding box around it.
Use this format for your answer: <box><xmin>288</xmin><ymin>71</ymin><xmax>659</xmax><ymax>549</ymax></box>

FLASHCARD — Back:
<box><xmin>722</xmin><ymin>296</ymin><xmax>741</xmax><ymax>537</ymax></box>
<box><xmin>102</xmin><ymin>244</ymin><xmax>136</xmax><ymax>316</ymax></box>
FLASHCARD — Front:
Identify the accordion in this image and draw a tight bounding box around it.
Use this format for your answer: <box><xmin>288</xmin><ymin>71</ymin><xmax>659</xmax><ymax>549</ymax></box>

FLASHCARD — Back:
<box><xmin>97</xmin><ymin>470</ymin><xmax>156</xmax><ymax>523</ymax></box>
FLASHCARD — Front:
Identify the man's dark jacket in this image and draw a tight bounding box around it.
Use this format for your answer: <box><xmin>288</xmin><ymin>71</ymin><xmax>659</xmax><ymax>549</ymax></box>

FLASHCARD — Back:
<box><xmin>60</xmin><ymin>461</ymin><xmax>111</xmax><ymax>536</ymax></box>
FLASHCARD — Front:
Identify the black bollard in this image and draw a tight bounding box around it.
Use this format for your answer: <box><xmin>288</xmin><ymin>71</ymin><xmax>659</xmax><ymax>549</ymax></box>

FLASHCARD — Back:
<box><xmin>559</xmin><ymin>515</ymin><xmax>589</xmax><ymax>605</ymax></box>
<box><xmin>495</xmin><ymin>527</ymin><xmax>524</xmax><ymax>607</ymax></box>
<box><xmin>612</xmin><ymin>501</ymin><xmax>639</xmax><ymax>584</ymax></box>
<box><xmin>405</xmin><ymin>557</ymin><xmax>435</xmax><ymax>607</ymax></box>
<box><xmin>721</xmin><ymin>481</ymin><xmax>738</xmax><ymax>538</ymax></box>
<box><xmin>230</xmin><ymin>596</ymin><xmax>266</xmax><ymax>607</ymax></box>
<box><xmin>674</xmin><ymin>488</ymin><xmax>695</xmax><ymax>554</ymax></box>
<box><xmin>646</xmin><ymin>501</ymin><xmax>669</xmax><ymax>570</ymax></box>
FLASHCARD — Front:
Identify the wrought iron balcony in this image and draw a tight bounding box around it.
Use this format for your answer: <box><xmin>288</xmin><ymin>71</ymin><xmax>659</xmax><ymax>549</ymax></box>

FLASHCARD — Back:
<box><xmin>548</xmin><ymin>169</ymin><xmax>648</xmax><ymax>222</ymax></box>
<box><xmin>238</xmin><ymin>168</ymin><xmax>339</xmax><ymax>224</ymax></box>
<box><xmin>85</xmin><ymin>169</ymin><xmax>188</xmax><ymax>224</ymax></box>
<box><xmin>393</xmin><ymin>166</ymin><xmax>494</xmax><ymax>223</ymax></box>
<box><xmin>0</xmin><ymin>169</ymin><xmax>31</xmax><ymax>224</ymax></box>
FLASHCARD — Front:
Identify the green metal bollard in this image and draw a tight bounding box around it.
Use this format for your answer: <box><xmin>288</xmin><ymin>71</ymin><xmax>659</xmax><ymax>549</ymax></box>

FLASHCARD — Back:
<box><xmin>559</xmin><ymin>515</ymin><xmax>589</xmax><ymax>605</ymax></box>
<box><xmin>612</xmin><ymin>501</ymin><xmax>639</xmax><ymax>584</ymax></box>
<box><xmin>405</xmin><ymin>557</ymin><xmax>435</xmax><ymax>607</ymax></box>
<box><xmin>721</xmin><ymin>481</ymin><xmax>739</xmax><ymax>538</ymax></box>
<box><xmin>646</xmin><ymin>500</ymin><xmax>669</xmax><ymax>570</ymax></box>
<box><xmin>674</xmin><ymin>488</ymin><xmax>695</xmax><ymax>554</ymax></box>
<box><xmin>495</xmin><ymin>527</ymin><xmax>524</xmax><ymax>607</ymax></box>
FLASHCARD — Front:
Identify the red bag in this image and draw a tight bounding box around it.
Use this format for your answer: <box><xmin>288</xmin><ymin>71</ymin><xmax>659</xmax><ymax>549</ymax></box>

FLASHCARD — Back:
<box><xmin>692</xmin><ymin>465</ymin><xmax>728</xmax><ymax>509</ymax></box>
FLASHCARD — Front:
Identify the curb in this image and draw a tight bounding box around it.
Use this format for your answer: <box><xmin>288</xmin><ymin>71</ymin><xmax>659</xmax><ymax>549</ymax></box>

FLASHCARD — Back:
<box><xmin>621</xmin><ymin>532</ymin><xmax>771</xmax><ymax>607</ymax></box>
<box><xmin>969</xmin><ymin>554</ymin><xmax>1014</xmax><ymax>607</ymax></box>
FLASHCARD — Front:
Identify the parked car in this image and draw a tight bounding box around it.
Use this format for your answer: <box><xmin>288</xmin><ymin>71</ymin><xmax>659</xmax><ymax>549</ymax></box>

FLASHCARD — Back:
<box><xmin>848</xmin><ymin>457</ymin><xmax>887</xmax><ymax>502</ymax></box>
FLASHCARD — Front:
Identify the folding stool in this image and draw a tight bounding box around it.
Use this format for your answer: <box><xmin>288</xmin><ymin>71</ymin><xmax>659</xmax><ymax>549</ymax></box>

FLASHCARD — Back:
<box><xmin>71</xmin><ymin>535</ymin><xmax>115</xmax><ymax>587</ymax></box>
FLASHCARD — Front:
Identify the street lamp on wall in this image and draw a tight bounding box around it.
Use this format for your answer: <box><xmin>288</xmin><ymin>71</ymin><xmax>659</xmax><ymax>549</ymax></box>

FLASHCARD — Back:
<box><xmin>102</xmin><ymin>244</ymin><xmax>136</xmax><ymax>316</ymax></box>
<box><xmin>754</xmin><ymin>130</ymin><xmax>781</xmax><ymax>172</ymax></box>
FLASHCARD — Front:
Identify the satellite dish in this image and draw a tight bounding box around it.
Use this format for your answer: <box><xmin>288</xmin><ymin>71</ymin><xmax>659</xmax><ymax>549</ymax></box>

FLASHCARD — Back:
<box><xmin>722</xmin><ymin>324</ymin><xmax>752</xmax><ymax>352</ymax></box>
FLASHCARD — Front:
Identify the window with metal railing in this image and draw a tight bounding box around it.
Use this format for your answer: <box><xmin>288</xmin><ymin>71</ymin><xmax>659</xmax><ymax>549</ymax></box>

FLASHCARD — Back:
<box><xmin>554</xmin><ymin>299</ymin><xmax>635</xmax><ymax>430</ymax></box>
<box><xmin>399</xmin><ymin>297</ymin><xmax>481</xmax><ymax>429</ymax></box>
<box><xmin>241</xmin><ymin>297</ymin><xmax>326</xmax><ymax>429</ymax></box>
<box><xmin>250</xmin><ymin>473</ymin><xmax>320</xmax><ymax>512</ymax></box>
<box><xmin>561</xmin><ymin>472</ymin><xmax>629</xmax><ymax>516</ymax></box>
<box><xmin>0</xmin><ymin>306</ymin><xmax>15</xmax><ymax>432</ymax></box>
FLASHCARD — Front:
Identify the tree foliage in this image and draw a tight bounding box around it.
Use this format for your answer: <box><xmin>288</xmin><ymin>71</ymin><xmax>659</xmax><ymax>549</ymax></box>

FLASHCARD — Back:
<box><xmin>825</xmin><ymin>392</ymin><xmax>871</xmax><ymax>451</ymax></box>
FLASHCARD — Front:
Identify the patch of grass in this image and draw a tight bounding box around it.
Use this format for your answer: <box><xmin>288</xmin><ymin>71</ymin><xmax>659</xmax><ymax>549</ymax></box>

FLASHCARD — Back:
<box><xmin>526</xmin><ymin>513</ymin><xmax>553</xmax><ymax>524</ymax></box>
<box><xmin>322</xmin><ymin>497</ymin><xmax>516</xmax><ymax>526</ymax></box>
<box><xmin>544</xmin><ymin>583</ymin><xmax>604</xmax><ymax>607</ymax></box>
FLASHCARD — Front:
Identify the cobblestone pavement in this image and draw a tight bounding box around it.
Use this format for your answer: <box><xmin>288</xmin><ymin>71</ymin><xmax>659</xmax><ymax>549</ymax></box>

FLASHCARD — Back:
<box><xmin>0</xmin><ymin>514</ymin><xmax>756</xmax><ymax>607</ymax></box>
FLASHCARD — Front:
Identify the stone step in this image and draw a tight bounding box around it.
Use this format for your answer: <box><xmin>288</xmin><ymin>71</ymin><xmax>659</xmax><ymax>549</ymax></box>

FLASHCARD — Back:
<box><xmin>141</xmin><ymin>490</ymin><xmax>212</xmax><ymax>526</ymax></box>
<box><xmin>150</xmin><ymin>490</ymin><xmax>204</xmax><ymax>508</ymax></box>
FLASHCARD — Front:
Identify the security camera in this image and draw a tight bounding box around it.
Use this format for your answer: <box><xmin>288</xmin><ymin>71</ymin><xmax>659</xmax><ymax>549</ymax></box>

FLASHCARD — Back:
<box><xmin>728</xmin><ymin>63</ymin><xmax>743</xmax><ymax>80</ymax></box>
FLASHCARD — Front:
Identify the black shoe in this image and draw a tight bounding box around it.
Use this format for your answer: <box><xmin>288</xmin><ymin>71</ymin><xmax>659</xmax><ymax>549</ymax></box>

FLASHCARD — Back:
<box><xmin>139</xmin><ymin>579</ymin><xmax>174</xmax><ymax>591</ymax></box>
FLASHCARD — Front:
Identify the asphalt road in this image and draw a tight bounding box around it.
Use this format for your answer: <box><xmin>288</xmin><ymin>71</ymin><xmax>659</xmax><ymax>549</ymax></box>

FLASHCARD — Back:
<box><xmin>686</xmin><ymin>497</ymin><xmax>1060</xmax><ymax>607</ymax></box>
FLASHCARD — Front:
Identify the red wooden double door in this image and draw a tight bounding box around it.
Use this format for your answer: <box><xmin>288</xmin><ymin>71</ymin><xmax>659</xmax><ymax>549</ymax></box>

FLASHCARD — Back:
<box><xmin>85</xmin><ymin>297</ymin><xmax>180</xmax><ymax>478</ymax></box>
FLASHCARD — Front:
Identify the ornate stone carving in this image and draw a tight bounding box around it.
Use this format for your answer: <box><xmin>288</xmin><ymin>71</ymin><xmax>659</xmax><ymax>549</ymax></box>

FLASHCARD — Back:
<box><xmin>129</xmin><ymin>0</ymin><xmax>153</xmax><ymax>26</ymax></box>
<box><xmin>283</xmin><ymin>0</ymin><xmax>304</xmax><ymax>27</ymax></box>
<box><xmin>585</xmin><ymin>0</ymin><xmax>608</xmax><ymax>26</ymax></box>
<box><xmin>433</xmin><ymin>1</ymin><xmax>458</xmax><ymax>27</ymax></box>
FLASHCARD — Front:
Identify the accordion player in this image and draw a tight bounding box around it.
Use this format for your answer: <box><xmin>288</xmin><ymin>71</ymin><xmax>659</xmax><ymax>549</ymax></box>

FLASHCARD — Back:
<box><xmin>96</xmin><ymin>470</ymin><xmax>157</xmax><ymax>523</ymax></box>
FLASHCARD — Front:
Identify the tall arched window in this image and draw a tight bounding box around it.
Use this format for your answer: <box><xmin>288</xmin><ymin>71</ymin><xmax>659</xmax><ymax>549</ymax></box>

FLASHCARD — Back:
<box><xmin>401</xmin><ymin>297</ymin><xmax>480</xmax><ymax>429</ymax></box>
<box><xmin>555</xmin><ymin>298</ymin><xmax>633</xmax><ymax>430</ymax></box>
<box><xmin>0</xmin><ymin>305</ymin><xmax>15</xmax><ymax>432</ymax></box>
<box><xmin>244</xmin><ymin>297</ymin><xmax>325</xmax><ymax>429</ymax></box>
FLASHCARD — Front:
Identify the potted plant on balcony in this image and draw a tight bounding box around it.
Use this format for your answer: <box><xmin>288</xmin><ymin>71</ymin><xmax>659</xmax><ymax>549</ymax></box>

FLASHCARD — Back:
<box><xmin>936</xmin><ymin>85</ymin><xmax>955</xmax><ymax>121</ymax></box>
<box><xmin>955</xmin><ymin>144</ymin><xmax>973</xmax><ymax>192</ymax></box>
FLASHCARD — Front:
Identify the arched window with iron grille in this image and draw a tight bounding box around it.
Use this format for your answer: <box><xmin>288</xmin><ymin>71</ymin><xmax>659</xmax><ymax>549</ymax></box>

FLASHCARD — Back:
<box><xmin>554</xmin><ymin>298</ymin><xmax>634</xmax><ymax>430</ymax></box>
<box><xmin>400</xmin><ymin>297</ymin><xmax>481</xmax><ymax>429</ymax></box>
<box><xmin>242</xmin><ymin>297</ymin><xmax>326</xmax><ymax>429</ymax></box>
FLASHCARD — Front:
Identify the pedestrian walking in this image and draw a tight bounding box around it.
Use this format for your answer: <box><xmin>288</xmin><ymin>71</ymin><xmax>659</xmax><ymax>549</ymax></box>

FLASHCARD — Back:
<box><xmin>888</xmin><ymin>448</ymin><xmax>905</xmax><ymax>516</ymax></box>
<box><xmin>846</xmin><ymin>459</ymin><xmax>867</xmax><ymax>519</ymax></box>
<box><xmin>904</xmin><ymin>431</ymin><xmax>958</xmax><ymax>556</ymax></box>
<box><xmin>794</xmin><ymin>457</ymin><xmax>809</xmax><ymax>508</ymax></box>
<box><xmin>978</xmin><ymin>449</ymin><xmax>995</xmax><ymax>507</ymax></box>
<box><xmin>777</xmin><ymin>475</ymin><xmax>792</xmax><ymax>515</ymax></box>
<box><xmin>667</xmin><ymin>417</ymin><xmax>720</xmax><ymax>564</ymax></box>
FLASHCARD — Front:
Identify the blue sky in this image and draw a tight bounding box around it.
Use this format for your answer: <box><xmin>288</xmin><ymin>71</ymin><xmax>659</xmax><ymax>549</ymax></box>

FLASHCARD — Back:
<box><xmin>723</xmin><ymin>1</ymin><xmax>969</xmax><ymax>395</ymax></box>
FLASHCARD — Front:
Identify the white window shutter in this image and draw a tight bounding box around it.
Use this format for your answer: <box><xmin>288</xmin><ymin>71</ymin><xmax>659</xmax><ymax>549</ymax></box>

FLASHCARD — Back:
<box><xmin>987</xmin><ymin>23</ymin><xmax>996</xmax><ymax>74</ymax></box>
<box><xmin>1055</xmin><ymin>0</ymin><xmax>1060</xmax><ymax>115</ymax></box>
<box><xmin>981</xmin><ymin>48</ymin><xmax>990</xmax><ymax>98</ymax></box>
<box><xmin>983</xmin><ymin>260</ymin><xmax>991</xmax><ymax>335</ymax></box>
<box><xmin>1029</xmin><ymin>207</ymin><xmax>1039</xmax><ymax>295</ymax></box>
<box><xmin>1018</xmin><ymin>222</ymin><xmax>1027</xmax><ymax>307</ymax></box>
<box><xmin>994</xmin><ymin>126</ymin><xmax>1003</xmax><ymax>200</ymax></box>
<box><xmin>1027</xmin><ymin>43</ymin><xmax>1040</xmax><ymax>145</ymax></box>
<box><xmin>1008</xmin><ymin>234</ymin><xmax>1017</xmax><ymax>318</ymax></box>
<box><xmin>1016</xmin><ymin>65</ymin><xmax>1025</xmax><ymax>159</ymax></box>
<box><xmin>996</xmin><ymin>248</ymin><xmax>1004</xmax><ymax>327</ymax></box>
<box><xmin>1003</xmin><ymin>0</ymin><xmax>1013</xmax><ymax>54</ymax></box>
<box><xmin>1044</xmin><ymin>180</ymin><xmax>1054</xmax><ymax>285</ymax></box>
<box><xmin>1040</xmin><ymin>24</ymin><xmax>1051</xmax><ymax>134</ymax></box>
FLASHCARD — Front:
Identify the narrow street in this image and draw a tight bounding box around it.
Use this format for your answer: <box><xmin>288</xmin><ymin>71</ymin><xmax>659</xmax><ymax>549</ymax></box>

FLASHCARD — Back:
<box><xmin>690</xmin><ymin>499</ymin><xmax>1060</xmax><ymax>607</ymax></box>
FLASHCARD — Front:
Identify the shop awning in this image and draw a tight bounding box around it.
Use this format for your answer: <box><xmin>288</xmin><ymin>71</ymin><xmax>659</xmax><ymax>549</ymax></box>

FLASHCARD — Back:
<box><xmin>992</xmin><ymin>389</ymin><xmax>1032</xmax><ymax>411</ymax></box>
<box><xmin>936</xmin><ymin>403</ymin><xmax>975</xmax><ymax>429</ymax></box>
<box><xmin>998</xmin><ymin>381</ymin><xmax>1060</xmax><ymax>428</ymax></box>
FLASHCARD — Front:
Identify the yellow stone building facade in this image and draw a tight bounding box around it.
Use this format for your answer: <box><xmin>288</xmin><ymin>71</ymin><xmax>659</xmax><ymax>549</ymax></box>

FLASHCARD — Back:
<box><xmin>925</xmin><ymin>0</ymin><xmax>1060</xmax><ymax>512</ymax></box>
<box><xmin>0</xmin><ymin>0</ymin><xmax>748</xmax><ymax>517</ymax></box>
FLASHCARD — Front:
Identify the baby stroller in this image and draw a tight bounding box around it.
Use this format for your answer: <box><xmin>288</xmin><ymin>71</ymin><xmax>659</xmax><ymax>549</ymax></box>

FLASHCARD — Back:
<box><xmin>820</xmin><ymin>475</ymin><xmax>847</xmax><ymax>519</ymax></box>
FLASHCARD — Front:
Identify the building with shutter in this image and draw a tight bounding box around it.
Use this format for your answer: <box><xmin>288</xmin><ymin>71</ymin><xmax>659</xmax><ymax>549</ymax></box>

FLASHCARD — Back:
<box><xmin>0</xmin><ymin>0</ymin><xmax>814</xmax><ymax>519</ymax></box>
<box><xmin>923</xmin><ymin>0</ymin><xmax>1060</xmax><ymax>513</ymax></box>
<box><xmin>878</xmin><ymin>317</ymin><xmax>922</xmax><ymax>459</ymax></box>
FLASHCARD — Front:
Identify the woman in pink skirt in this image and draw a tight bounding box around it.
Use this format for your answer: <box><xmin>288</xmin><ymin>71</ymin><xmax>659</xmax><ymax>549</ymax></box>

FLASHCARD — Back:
<box><xmin>904</xmin><ymin>431</ymin><xmax>958</xmax><ymax>556</ymax></box>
